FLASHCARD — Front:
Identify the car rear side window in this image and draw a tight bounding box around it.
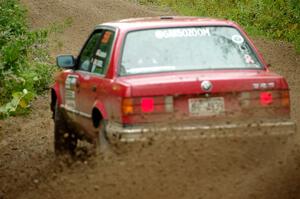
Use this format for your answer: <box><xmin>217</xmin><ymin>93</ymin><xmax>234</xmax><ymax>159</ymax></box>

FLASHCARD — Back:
<box><xmin>120</xmin><ymin>26</ymin><xmax>263</xmax><ymax>75</ymax></box>
<box><xmin>91</xmin><ymin>30</ymin><xmax>115</xmax><ymax>75</ymax></box>
<box><xmin>78</xmin><ymin>31</ymin><xmax>103</xmax><ymax>71</ymax></box>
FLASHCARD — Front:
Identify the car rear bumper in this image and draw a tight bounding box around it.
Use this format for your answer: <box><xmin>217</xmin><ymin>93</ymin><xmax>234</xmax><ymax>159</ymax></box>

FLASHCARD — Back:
<box><xmin>105</xmin><ymin>120</ymin><xmax>296</xmax><ymax>143</ymax></box>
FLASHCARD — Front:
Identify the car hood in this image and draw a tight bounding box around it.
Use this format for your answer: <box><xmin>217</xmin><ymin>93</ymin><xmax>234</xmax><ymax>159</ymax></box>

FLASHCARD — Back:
<box><xmin>117</xmin><ymin>70</ymin><xmax>288</xmax><ymax>97</ymax></box>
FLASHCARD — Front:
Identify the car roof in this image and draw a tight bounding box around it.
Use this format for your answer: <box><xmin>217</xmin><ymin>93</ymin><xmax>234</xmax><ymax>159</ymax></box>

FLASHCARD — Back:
<box><xmin>97</xmin><ymin>16</ymin><xmax>238</xmax><ymax>31</ymax></box>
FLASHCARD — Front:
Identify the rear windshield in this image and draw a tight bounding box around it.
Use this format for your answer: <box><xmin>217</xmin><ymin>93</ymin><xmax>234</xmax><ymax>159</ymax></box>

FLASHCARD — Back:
<box><xmin>119</xmin><ymin>26</ymin><xmax>263</xmax><ymax>76</ymax></box>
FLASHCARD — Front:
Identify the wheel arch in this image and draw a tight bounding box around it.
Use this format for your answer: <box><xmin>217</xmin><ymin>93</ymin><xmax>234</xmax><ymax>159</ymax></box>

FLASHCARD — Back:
<box><xmin>50</xmin><ymin>84</ymin><xmax>62</xmax><ymax>117</ymax></box>
<box><xmin>92</xmin><ymin>101</ymin><xmax>108</xmax><ymax>128</ymax></box>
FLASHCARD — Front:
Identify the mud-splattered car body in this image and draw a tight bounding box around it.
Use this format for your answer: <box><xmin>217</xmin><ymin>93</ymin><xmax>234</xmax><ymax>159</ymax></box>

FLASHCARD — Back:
<box><xmin>51</xmin><ymin>16</ymin><xmax>295</xmax><ymax>148</ymax></box>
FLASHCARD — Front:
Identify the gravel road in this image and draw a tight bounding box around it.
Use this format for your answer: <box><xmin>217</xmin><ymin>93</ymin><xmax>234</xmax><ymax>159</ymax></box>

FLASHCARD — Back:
<box><xmin>0</xmin><ymin>0</ymin><xmax>300</xmax><ymax>198</ymax></box>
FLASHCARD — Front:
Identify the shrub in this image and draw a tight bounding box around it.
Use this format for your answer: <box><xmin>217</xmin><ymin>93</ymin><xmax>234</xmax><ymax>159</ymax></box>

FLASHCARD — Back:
<box><xmin>0</xmin><ymin>0</ymin><xmax>56</xmax><ymax>118</ymax></box>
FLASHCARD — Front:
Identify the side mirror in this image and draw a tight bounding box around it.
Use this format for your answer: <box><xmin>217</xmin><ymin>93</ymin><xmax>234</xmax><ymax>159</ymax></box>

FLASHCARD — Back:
<box><xmin>56</xmin><ymin>55</ymin><xmax>76</xmax><ymax>69</ymax></box>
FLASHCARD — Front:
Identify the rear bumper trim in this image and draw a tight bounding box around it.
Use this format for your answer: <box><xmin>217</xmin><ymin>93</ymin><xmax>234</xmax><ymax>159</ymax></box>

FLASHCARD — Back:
<box><xmin>106</xmin><ymin>120</ymin><xmax>296</xmax><ymax>142</ymax></box>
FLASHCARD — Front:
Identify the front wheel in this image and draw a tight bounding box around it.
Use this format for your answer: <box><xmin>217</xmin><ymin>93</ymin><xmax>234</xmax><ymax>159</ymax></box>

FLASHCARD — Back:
<box><xmin>54</xmin><ymin>102</ymin><xmax>77</xmax><ymax>156</ymax></box>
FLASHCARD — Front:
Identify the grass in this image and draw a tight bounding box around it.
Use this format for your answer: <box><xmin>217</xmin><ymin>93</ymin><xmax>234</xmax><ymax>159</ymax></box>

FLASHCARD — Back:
<box><xmin>137</xmin><ymin>0</ymin><xmax>300</xmax><ymax>52</ymax></box>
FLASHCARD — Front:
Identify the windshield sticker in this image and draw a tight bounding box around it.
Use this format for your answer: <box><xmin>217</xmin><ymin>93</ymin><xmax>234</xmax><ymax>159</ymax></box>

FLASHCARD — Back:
<box><xmin>96</xmin><ymin>49</ymin><xmax>107</xmax><ymax>58</ymax></box>
<box><xmin>155</xmin><ymin>28</ymin><xmax>211</xmax><ymax>39</ymax></box>
<box><xmin>244</xmin><ymin>54</ymin><xmax>255</xmax><ymax>64</ymax></box>
<box><xmin>101</xmin><ymin>31</ymin><xmax>112</xmax><ymax>44</ymax></box>
<box><xmin>232</xmin><ymin>35</ymin><xmax>244</xmax><ymax>44</ymax></box>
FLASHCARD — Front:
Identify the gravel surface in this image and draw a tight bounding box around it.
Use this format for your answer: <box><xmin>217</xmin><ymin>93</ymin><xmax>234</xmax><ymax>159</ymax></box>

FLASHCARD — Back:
<box><xmin>0</xmin><ymin>0</ymin><xmax>300</xmax><ymax>199</ymax></box>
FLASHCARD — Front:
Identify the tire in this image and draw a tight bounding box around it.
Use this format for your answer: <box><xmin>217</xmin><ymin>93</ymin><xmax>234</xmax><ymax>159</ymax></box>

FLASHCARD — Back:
<box><xmin>54</xmin><ymin>102</ymin><xmax>77</xmax><ymax>156</ymax></box>
<box><xmin>96</xmin><ymin>120</ymin><xmax>114</xmax><ymax>157</ymax></box>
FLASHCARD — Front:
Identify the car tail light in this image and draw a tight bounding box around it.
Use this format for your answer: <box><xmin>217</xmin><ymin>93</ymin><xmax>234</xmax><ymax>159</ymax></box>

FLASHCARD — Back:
<box><xmin>141</xmin><ymin>98</ymin><xmax>154</xmax><ymax>113</ymax></box>
<box><xmin>260</xmin><ymin>92</ymin><xmax>273</xmax><ymax>106</ymax></box>
<box><xmin>122</xmin><ymin>98</ymin><xmax>134</xmax><ymax>115</ymax></box>
<box><xmin>122</xmin><ymin>96</ymin><xmax>174</xmax><ymax>115</ymax></box>
<box><xmin>280</xmin><ymin>90</ymin><xmax>290</xmax><ymax>107</ymax></box>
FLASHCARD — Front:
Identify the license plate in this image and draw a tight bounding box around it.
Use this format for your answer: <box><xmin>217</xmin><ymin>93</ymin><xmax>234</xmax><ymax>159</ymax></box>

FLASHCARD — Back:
<box><xmin>189</xmin><ymin>97</ymin><xmax>225</xmax><ymax>116</ymax></box>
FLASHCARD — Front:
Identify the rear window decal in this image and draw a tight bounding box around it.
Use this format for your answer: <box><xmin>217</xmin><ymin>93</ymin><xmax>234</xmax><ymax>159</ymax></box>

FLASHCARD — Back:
<box><xmin>244</xmin><ymin>54</ymin><xmax>255</xmax><ymax>64</ymax></box>
<box><xmin>155</xmin><ymin>28</ymin><xmax>211</xmax><ymax>39</ymax></box>
<box><xmin>232</xmin><ymin>34</ymin><xmax>244</xmax><ymax>44</ymax></box>
<box><xmin>126</xmin><ymin>66</ymin><xmax>176</xmax><ymax>74</ymax></box>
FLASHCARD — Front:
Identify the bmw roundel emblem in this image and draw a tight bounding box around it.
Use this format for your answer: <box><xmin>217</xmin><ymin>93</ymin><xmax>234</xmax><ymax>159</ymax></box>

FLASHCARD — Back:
<box><xmin>201</xmin><ymin>80</ymin><xmax>213</xmax><ymax>92</ymax></box>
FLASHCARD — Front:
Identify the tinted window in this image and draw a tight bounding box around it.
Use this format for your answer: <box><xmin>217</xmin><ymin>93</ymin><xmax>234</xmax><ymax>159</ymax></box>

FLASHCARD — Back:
<box><xmin>91</xmin><ymin>30</ymin><xmax>115</xmax><ymax>75</ymax></box>
<box><xmin>78</xmin><ymin>31</ymin><xmax>102</xmax><ymax>71</ymax></box>
<box><xmin>120</xmin><ymin>27</ymin><xmax>262</xmax><ymax>75</ymax></box>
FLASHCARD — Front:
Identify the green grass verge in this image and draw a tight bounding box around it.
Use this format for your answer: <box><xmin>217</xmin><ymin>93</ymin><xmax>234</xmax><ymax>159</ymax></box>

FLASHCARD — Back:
<box><xmin>138</xmin><ymin>0</ymin><xmax>300</xmax><ymax>52</ymax></box>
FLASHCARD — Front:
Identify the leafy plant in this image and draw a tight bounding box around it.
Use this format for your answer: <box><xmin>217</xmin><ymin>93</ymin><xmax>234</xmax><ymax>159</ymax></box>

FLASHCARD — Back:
<box><xmin>0</xmin><ymin>89</ymin><xmax>34</xmax><ymax>118</ymax></box>
<box><xmin>0</xmin><ymin>0</ymin><xmax>56</xmax><ymax>118</ymax></box>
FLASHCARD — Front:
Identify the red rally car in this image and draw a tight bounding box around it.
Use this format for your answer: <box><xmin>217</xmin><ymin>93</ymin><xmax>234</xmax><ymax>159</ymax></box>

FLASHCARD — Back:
<box><xmin>51</xmin><ymin>16</ymin><xmax>296</xmax><ymax>154</ymax></box>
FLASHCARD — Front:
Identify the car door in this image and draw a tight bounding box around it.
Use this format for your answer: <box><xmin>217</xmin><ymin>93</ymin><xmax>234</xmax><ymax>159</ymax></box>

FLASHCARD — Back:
<box><xmin>75</xmin><ymin>29</ymin><xmax>116</xmax><ymax>135</ymax></box>
<box><xmin>64</xmin><ymin>30</ymin><xmax>103</xmax><ymax>134</ymax></box>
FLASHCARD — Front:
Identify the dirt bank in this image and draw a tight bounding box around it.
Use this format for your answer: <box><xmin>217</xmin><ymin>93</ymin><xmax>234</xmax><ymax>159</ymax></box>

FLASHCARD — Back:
<box><xmin>0</xmin><ymin>1</ymin><xmax>300</xmax><ymax>199</ymax></box>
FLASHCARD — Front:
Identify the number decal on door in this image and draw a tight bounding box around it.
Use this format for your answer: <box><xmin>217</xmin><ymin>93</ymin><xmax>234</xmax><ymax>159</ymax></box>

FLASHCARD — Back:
<box><xmin>65</xmin><ymin>75</ymin><xmax>78</xmax><ymax>110</ymax></box>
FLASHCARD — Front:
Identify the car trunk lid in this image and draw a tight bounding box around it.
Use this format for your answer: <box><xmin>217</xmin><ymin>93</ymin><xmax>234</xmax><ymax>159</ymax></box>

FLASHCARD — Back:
<box><xmin>118</xmin><ymin>70</ymin><xmax>291</xmax><ymax>124</ymax></box>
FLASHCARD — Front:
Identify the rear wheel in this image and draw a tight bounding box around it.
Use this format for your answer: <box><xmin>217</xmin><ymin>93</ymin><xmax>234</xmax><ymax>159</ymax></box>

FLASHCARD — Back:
<box><xmin>96</xmin><ymin>120</ymin><xmax>115</xmax><ymax>158</ymax></box>
<box><xmin>54</xmin><ymin>102</ymin><xmax>77</xmax><ymax>156</ymax></box>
